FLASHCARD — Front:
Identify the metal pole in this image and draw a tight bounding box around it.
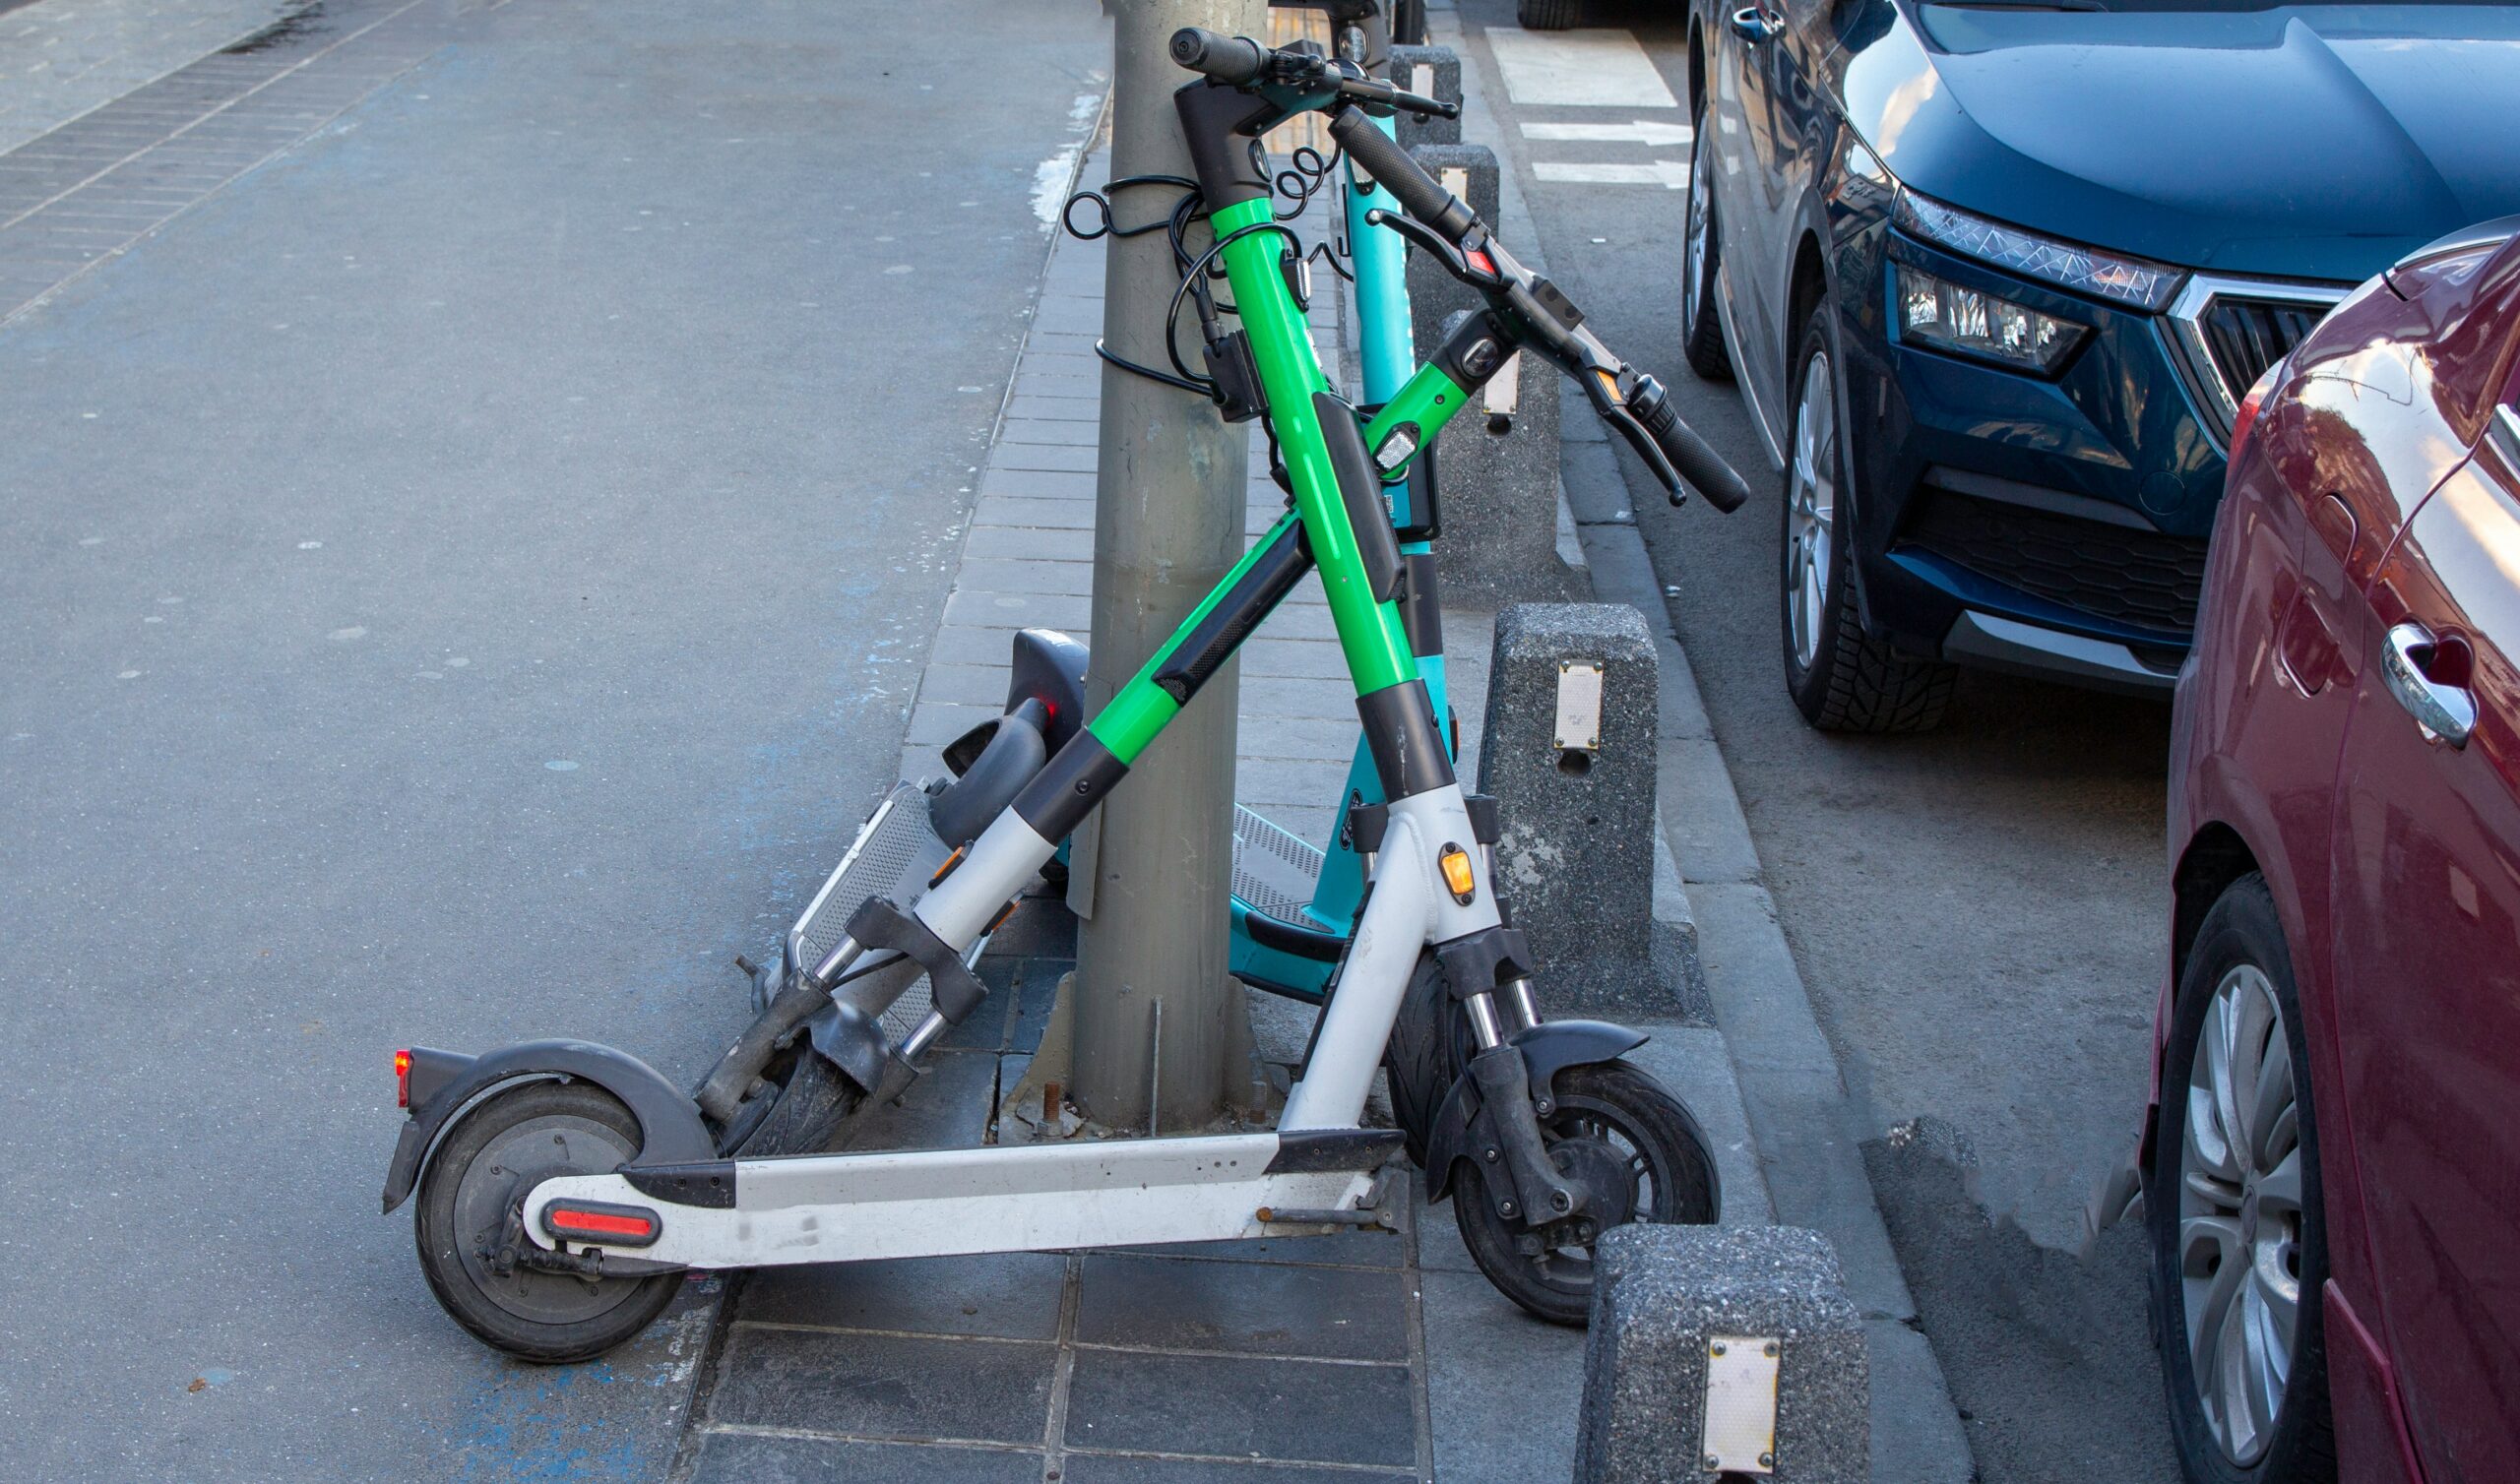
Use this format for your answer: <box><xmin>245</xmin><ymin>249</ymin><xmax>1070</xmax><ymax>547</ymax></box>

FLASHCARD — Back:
<box><xmin>1071</xmin><ymin>0</ymin><xmax>1265</xmax><ymax>1134</ymax></box>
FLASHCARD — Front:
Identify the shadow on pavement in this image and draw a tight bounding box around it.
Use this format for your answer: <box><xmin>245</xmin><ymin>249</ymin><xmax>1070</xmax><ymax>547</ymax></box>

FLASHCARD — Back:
<box><xmin>1864</xmin><ymin>1117</ymin><xmax>2183</xmax><ymax>1484</ymax></box>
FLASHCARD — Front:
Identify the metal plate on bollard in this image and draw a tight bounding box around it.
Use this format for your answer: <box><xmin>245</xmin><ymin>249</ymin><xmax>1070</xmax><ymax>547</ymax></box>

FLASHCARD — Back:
<box><xmin>1553</xmin><ymin>660</ymin><xmax>1604</xmax><ymax>752</ymax></box>
<box><xmin>1701</xmin><ymin>1335</ymin><xmax>1781</xmax><ymax>1474</ymax></box>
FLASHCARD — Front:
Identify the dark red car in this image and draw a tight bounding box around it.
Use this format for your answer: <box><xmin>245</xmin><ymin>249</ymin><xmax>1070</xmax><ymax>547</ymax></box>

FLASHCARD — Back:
<box><xmin>2145</xmin><ymin>217</ymin><xmax>2520</xmax><ymax>1484</ymax></box>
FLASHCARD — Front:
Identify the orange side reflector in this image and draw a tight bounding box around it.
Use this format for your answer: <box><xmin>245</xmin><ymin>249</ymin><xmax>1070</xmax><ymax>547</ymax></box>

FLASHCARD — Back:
<box><xmin>1440</xmin><ymin>844</ymin><xmax>1477</xmax><ymax>904</ymax></box>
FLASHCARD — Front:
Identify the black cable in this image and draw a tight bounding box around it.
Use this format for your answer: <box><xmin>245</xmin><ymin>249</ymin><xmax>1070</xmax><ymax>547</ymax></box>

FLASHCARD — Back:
<box><xmin>1065</xmin><ymin>174</ymin><xmax>1221</xmax><ymax>395</ymax></box>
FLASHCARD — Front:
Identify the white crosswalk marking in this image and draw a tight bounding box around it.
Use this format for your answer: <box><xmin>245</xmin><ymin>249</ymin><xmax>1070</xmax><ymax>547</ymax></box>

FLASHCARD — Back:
<box><xmin>1486</xmin><ymin>29</ymin><xmax>1678</xmax><ymax>108</ymax></box>
<box><xmin>1533</xmin><ymin>159</ymin><xmax>1692</xmax><ymax>189</ymax></box>
<box><xmin>1522</xmin><ymin>119</ymin><xmax>1693</xmax><ymax>147</ymax></box>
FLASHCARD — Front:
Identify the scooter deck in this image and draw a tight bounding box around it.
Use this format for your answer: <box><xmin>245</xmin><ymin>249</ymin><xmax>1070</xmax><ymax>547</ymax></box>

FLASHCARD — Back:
<box><xmin>529</xmin><ymin>1128</ymin><xmax>1402</xmax><ymax>1270</ymax></box>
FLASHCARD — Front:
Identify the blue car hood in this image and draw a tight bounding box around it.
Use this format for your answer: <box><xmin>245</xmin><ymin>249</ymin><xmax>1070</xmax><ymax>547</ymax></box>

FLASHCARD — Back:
<box><xmin>1846</xmin><ymin>3</ymin><xmax>2520</xmax><ymax>281</ymax></box>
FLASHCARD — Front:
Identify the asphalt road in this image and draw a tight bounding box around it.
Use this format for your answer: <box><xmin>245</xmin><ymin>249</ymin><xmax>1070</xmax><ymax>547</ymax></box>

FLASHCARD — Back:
<box><xmin>1447</xmin><ymin>2</ymin><xmax>2183</xmax><ymax>1477</ymax></box>
<box><xmin>0</xmin><ymin>2</ymin><xmax>1104</xmax><ymax>1476</ymax></box>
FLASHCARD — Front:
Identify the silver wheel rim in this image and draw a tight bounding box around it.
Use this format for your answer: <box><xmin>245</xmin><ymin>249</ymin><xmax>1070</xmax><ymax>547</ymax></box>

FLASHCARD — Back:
<box><xmin>1684</xmin><ymin>130</ymin><xmax>1710</xmax><ymax>327</ymax></box>
<box><xmin>1786</xmin><ymin>349</ymin><xmax>1836</xmax><ymax>671</ymax></box>
<box><xmin>2178</xmin><ymin>963</ymin><xmax>2304</xmax><ymax>1466</ymax></box>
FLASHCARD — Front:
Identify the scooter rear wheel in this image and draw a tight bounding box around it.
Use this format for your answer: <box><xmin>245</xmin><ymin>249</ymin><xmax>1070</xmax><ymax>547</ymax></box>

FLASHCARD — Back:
<box><xmin>1452</xmin><ymin>1060</ymin><xmax>1718</xmax><ymax>1326</ymax></box>
<box><xmin>413</xmin><ymin>1082</ymin><xmax>680</xmax><ymax>1363</ymax></box>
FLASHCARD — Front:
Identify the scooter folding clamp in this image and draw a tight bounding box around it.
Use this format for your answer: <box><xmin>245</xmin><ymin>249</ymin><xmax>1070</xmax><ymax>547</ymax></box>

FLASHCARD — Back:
<box><xmin>843</xmin><ymin>896</ymin><xmax>988</xmax><ymax>1027</ymax></box>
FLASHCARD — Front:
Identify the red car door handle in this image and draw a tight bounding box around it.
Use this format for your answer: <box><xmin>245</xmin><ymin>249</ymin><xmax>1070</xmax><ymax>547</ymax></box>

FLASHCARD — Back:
<box><xmin>2382</xmin><ymin>622</ymin><xmax>2476</xmax><ymax>747</ymax></box>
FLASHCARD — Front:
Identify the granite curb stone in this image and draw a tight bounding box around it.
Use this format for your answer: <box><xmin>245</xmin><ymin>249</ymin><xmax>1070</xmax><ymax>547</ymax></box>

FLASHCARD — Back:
<box><xmin>1577</xmin><ymin>1225</ymin><xmax>1869</xmax><ymax>1484</ymax></box>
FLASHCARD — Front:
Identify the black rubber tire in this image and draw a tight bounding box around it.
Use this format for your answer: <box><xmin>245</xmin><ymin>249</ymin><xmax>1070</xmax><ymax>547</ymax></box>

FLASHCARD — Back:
<box><xmin>2148</xmin><ymin>875</ymin><xmax>2338</xmax><ymax>1484</ymax></box>
<box><xmin>1382</xmin><ymin>951</ymin><xmax>1467</xmax><ymax>1166</ymax></box>
<box><xmin>1453</xmin><ymin>1060</ymin><xmax>1720</xmax><ymax>1326</ymax></box>
<box><xmin>1516</xmin><ymin>0</ymin><xmax>1582</xmax><ymax>30</ymax></box>
<box><xmin>413</xmin><ymin>1082</ymin><xmax>680</xmax><ymax>1364</ymax></box>
<box><xmin>1777</xmin><ymin>306</ymin><xmax>1955</xmax><ymax>733</ymax></box>
<box><xmin>1680</xmin><ymin>87</ymin><xmax>1732</xmax><ymax>381</ymax></box>
<box><xmin>733</xmin><ymin>1040</ymin><xmax>862</xmax><ymax>1157</ymax></box>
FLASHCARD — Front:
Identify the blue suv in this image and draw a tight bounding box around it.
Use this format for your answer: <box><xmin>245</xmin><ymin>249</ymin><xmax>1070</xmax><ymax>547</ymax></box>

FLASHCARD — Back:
<box><xmin>1681</xmin><ymin>0</ymin><xmax>2520</xmax><ymax>730</ymax></box>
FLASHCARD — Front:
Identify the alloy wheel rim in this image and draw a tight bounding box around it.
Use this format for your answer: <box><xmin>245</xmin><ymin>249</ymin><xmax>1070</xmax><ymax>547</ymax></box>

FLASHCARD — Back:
<box><xmin>1786</xmin><ymin>350</ymin><xmax>1837</xmax><ymax>671</ymax></box>
<box><xmin>1684</xmin><ymin>130</ymin><xmax>1710</xmax><ymax>327</ymax></box>
<box><xmin>2177</xmin><ymin>963</ymin><xmax>2304</xmax><ymax>1466</ymax></box>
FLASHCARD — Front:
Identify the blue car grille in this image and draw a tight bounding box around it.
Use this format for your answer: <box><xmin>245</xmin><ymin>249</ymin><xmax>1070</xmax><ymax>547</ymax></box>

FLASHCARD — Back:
<box><xmin>1899</xmin><ymin>489</ymin><xmax>2207</xmax><ymax>637</ymax></box>
<box><xmin>2199</xmin><ymin>296</ymin><xmax>2327</xmax><ymax>402</ymax></box>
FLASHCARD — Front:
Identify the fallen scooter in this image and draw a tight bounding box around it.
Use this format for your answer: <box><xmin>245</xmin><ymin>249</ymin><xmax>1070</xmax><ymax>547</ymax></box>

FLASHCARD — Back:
<box><xmin>384</xmin><ymin>31</ymin><xmax>1751</xmax><ymax>1364</ymax></box>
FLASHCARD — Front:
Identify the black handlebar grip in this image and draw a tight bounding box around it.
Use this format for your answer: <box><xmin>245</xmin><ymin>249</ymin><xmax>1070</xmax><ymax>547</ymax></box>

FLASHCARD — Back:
<box><xmin>1328</xmin><ymin>108</ymin><xmax>1475</xmax><ymax>243</ymax></box>
<box><xmin>1169</xmin><ymin>28</ymin><xmax>1268</xmax><ymax>84</ymax></box>
<box><xmin>1635</xmin><ymin>380</ymin><xmax>1750</xmax><ymax>513</ymax></box>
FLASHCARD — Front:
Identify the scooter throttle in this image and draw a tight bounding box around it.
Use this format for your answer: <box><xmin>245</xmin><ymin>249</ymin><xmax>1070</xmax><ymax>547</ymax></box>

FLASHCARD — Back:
<box><xmin>1630</xmin><ymin>376</ymin><xmax>1749</xmax><ymax>513</ymax></box>
<box><xmin>1327</xmin><ymin>108</ymin><xmax>1475</xmax><ymax>243</ymax></box>
<box><xmin>1168</xmin><ymin>27</ymin><xmax>1268</xmax><ymax>84</ymax></box>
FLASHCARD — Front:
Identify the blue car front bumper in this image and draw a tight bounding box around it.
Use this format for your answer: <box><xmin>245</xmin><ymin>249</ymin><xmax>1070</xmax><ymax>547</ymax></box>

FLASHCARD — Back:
<box><xmin>1833</xmin><ymin>231</ymin><xmax>2230</xmax><ymax>691</ymax></box>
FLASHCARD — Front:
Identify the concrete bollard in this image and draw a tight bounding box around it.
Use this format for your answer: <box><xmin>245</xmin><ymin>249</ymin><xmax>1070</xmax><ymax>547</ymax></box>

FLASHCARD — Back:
<box><xmin>1577</xmin><ymin>1226</ymin><xmax>1870</xmax><ymax>1484</ymax></box>
<box><xmin>1387</xmin><ymin>44</ymin><xmax>1460</xmax><ymax>150</ymax></box>
<box><xmin>1409</xmin><ymin>142</ymin><xmax>1573</xmax><ymax>604</ymax></box>
<box><xmin>1476</xmin><ymin>603</ymin><xmax>1660</xmax><ymax>1012</ymax></box>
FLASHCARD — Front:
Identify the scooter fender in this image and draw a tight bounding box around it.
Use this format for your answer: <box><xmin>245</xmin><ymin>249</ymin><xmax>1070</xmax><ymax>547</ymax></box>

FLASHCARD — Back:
<box><xmin>381</xmin><ymin>1038</ymin><xmax>717</xmax><ymax>1214</ymax></box>
<box><xmin>1421</xmin><ymin>1020</ymin><xmax>1648</xmax><ymax>1204</ymax></box>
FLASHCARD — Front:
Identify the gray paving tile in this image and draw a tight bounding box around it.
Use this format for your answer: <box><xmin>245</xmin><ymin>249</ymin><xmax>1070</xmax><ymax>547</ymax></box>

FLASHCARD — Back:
<box><xmin>997</xmin><ymin>417</ymin><xmax>1098</xmax><ymax>447</ymax></box>
<box><xmin>1064</xmin><ymin>1349</ymin><xmax>1415</xmax><ymax>1467</ymax></box>
<box><xmin>1418</xmin><ymin>1269</ymin><xmax>1587</xmax><ymax>1484</ymax></box>
<box><xmin>709</xmin><ymin>1327</ymin><xmax>1055</xmax><ymax>1446</ymax></box>
<box><xmin>1113</xmin><ymin>1221</ymin><xmax>1405</xmax><ymax>1269</ymax></box>
<box><xmin>994</xmin><ymin>441</ymin><xmax>1098</xmax><ymax>473</ymax></box>
<box><xmin>943</xmin><ymin>587</ymin><xmax>1090</xmax><ymax>631</ymax></box>
<box><xmin>738</xmin><ymin>1251</ymin><xmax>1069</xmax><ymax>1341</ymax></box>
<box><xmin>981</xmin><ymin>466</ymin><xmax>1096</xmax><ymax>500</ymax></box>
<box><xmin>910</xmin><ymin>702</ymin><xmax>1002</xmax><ymax>747</ymax></box>
<box><xmin>836</xmin><ymin>1042</ymin><xmax>1000</xmax><ymax>1152</ymax></box>
<box><xmin>919</xmin><ymin>660</ymin><xmax>1029</xmax><ymax>709</ymax></box>
<box><xmin>959</xmin><ymin>523</ymin><xmax>1095</xmax><ymax>562</ymax></box>
<box><xmin>972</xmin><ymin>494</ymin><xmax>1096</xmax><ymax>530</ymax></box>
<box><xmin>687</xmin><ymin>1433</ymin><xmax>1046</xmax><ymax>1484</ymax></box>
<box><xmin>1009</xmin><ymin>958</ymin><xmax>1066</xmax><ymax>1053</ymax></box>
<box><xmin>1077</xmin><ymin>1253</ymin><xmax>1409</xmax><ymax>1361</ymax></box>
<box><xmin>958</xmin><ymin>556</ymin><xmax>1095</xmax><ymax>595</ymax></box>
<box><xmin>1234</xmin><ymin>714</ymin><xmax>1359</xmax><ymax>763</ymax></box>
<box><xmin>1059</xmin><ymin>1453</ymin><xmax>1408</xmax><ymax>1483</ymax></box>
<box><xmin>940</xmin><ymin>955</ymin><xmax>1023</xmax><ymax>1050</ymax></box>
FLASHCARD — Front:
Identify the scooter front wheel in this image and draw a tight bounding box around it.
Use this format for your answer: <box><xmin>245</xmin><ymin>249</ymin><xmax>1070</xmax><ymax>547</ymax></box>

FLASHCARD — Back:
<box><xmin>1453</xmin><ymin>1060</ymin><xmax>1718</xmax><ymax>1326</ymax></box>
<box><xmin>413</xmin><ymin>1082</ymin><xmax>680</xmax><ymax>1363</ymax></box>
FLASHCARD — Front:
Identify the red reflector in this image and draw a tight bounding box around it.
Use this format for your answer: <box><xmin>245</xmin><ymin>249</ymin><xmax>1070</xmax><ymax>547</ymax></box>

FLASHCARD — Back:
<box><xmin>1466</xmin><ymin>248</ymin><xmax>1495</xmax><ymax>277</ymax></box>
<box><xmin>395</xmin><ymin>1049</ymin><xmax>412</xmax><ymax>1109</ymax></box>
<box><xmin>543</xmin><ymin>1204</ymin><xmax>662</xmax><ymax>1246</ymax></box>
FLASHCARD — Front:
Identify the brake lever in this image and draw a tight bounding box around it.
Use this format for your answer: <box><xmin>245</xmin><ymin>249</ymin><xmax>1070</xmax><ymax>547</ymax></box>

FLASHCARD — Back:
<box><xmin>1590</xmin><ymin>386</ymin><xmax>1691</xmax><ymax>505</ymax></box>
<box><xmin>1342</xmin><ymin>77</ymin><xmax>1460</xmax><ymax>119</ymax></box>
<box><xmin>1362</xmin><ymin>209</ymin><xmax>1503</xmax><ymax>289</ymax></box>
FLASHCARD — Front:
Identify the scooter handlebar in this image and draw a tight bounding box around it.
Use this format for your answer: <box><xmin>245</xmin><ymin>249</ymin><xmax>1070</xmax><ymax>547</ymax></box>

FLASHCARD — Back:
<box><xmin>1329</xmin><ymin>108</ymin><xmax>1474</xmax><ymax>242</ymax></box>
<box><xmin>1169</xmin><ymin>28</ymin><xmax>1269</xmax><ymax>84</ymax></box>
<box><xmin>1630</xmin><ymin>376</ymin><xmax>1750</xmax><ymax>513</ymax></box>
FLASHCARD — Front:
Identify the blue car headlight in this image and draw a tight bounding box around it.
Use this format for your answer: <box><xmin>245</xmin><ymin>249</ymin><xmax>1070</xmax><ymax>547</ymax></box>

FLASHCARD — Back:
<box><xmin>1895</xmin><ymin>264</ymin><xmax>2083</xmax><ymax>374</ymax></box>
<box><xmin>1894</xmin><ymin>188</ymin><xmax>2185</xmax><ymax>313</ymax></box>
